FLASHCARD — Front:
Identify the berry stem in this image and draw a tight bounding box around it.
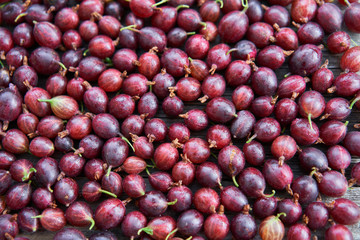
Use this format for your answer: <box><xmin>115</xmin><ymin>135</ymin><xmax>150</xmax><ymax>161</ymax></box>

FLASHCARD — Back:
<box><xmin>308</xmin><ymin>114</ymin><xmax>314</xmax><ymax>132</ymax></box>
<box><xmin>176</xmin><ymin>4</ymin><xmax>189</xmax><ymax>10</ymax></box>
<box><xmin>88</xmin><ymin>218</ymin><xmax>95</xmax><ymax>230</ymax></box>
<box><xmin>152</xmin><ymin>0</ymin><xmax>169</xmax><ymax>7</ymax></box>
<box><xmin>232</xmin><ymin>175</ymin><xmax>239</xmax><ymax>187</ymax></box>
<box><xmin>215</xmin><ymin>0</ymin><xmax>224</xmax><ymax>8</ymax></box>
<box><xmin>138</xmin><ymin>227</ymin><xmax>153</xmax><ymax>236</ymax></box>
<box><xmin>167</xmin><ymin>199</ymin><xmax>178</xmax><ymax>205</ymax></box>
<box><xmin>120</xmin><ymin>25</ymin><xmax>140</xmax><ymax>33</ymax></box>
<box><xmin>349</xmin><ymin>97</ymin><xmax>359</xmax><ymax>109</ymax></box>
<box><xmin>263</xmin><ymin>190</ymin><xmax>276</xmax><ymax>198</ymax></box>
<box><xmin>99</xmin><ymin>189</ymin><xmax>118</xmax><ymax>198</ymax></box>
<box><xmin>22</xmin><ymin>168</ymin><xmax>37</xmax><ymax>182</ymax></box>
<box><xmin>165</xmin><ymin>228</ymin><xmax>178</xmax><ymax>240</ymax></box>
<box><xmin>241</xmin><ymin>0</ymin><xmax>249</xmax><ymax>12</ymax></box>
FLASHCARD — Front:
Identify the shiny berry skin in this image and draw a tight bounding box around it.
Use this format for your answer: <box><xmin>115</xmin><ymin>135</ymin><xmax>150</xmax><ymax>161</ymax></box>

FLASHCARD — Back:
<box><xmin>325</xmin><ymin>224</ymin><xmax>353</xmax><ymax>240</ymax></box>
<box><xmin>304</xmin><ymin>201</ymin><xmax>329</xmax><ymax>230</ymax></box>
<box><xmin>253</xmin><ymin>197</ymin><xmax>278</xmax><ymax>219</ymax></box>
<box><xmin>206</xmin><ymin>97</ymin><xmax>237</xmax><ymax>123</ymax></box>
<box><xmin>180</xmin><ymin>109</ymin><xmax>208</xmax><ymax>132</ymax></box>
<box><xmin>207</xmin><ymin>44</ymin><xmax>231</xmax><ymax>73</ymax></box>
<box><xmin>243</xmin><ymin>140</ymin><xmax>265</xmax><ymax>166</ymax></box>
<box><xmin>276</xmin><ymin>198</ymin><xmax>302</xmax><ymax>226</ymax></box>
<box><xmin>193</xmin><ymin>188</ymin><xmax>220</xmax><ymax>214</ymax></box>
<box><xmin>183</xmin><ymin>138</ymin><xmax>210</xmax><ymax>164</ymax></box>
<box><xmin>262</xmin><ymin>159</ymin><xmax>293</xmax><ymax>190</ymax></box>
<box><xmin>328</xmin><ymin>198</ymin><xmax>360</xmax><ymax>226</ymax></box>
<box><xmin>311</xmin><ymin>64</ymin><xmax>334</xmax><ymax>94</ymax></box>
<box><xmin>94</xmin><ymin>198</ymin><xmax>125</xmax><ymax>230</ymax></box>
<box><xmin>232</xmin><ymin>85</ymin><xmax>254</xmax><ymax>110</ymax></box>
<box><xmin>218</xmin><ymin>10</ymin><xmax>249</xmax><ymax>44</ymax></box>
<box><xmin>289</xmin><ymin>44</ymin><xmax>323</xmax><ymax>76</ymax></box>
<box><xmin>221</xmin><ymin>186</ymin><xmax>248</xmax><ymax>213</ymax></box>
<box><xmin>287</xmin><ymin>223</ymin><xmax>311</xmax><ymax>240</ymax></box>
<box><xmin>251</xmin><ymin>67</ymin><xmax>278</xmax><ymax>96</ymax></box>
<box><xmin>246</xmin><ymin>22</ymin><xmax>274</xmax><ymax>48</ymax></box>
<box><xmin>206</xmin><ymin>125</ymin><xmax>231</xmax><ymax>150</ymax></box>
<box><xmin>237</xmin><ymin>167</ymin><xmax>267</xmax><ymax>198</ymax></box>
<box><xmin>177</xmin><ymin>209</ymin><xmax>204</xmax><ymax>237</ymax></box>
<box><xmin>291</xmin><ymin>175</ymin><xmax>318</xmax><ymax>205</ymax></box>
<box><xmin>290</xmin><ymin>118</ymin><xmax>320</xmax><ymax>146</ymax></box>
<box><xmin>231</xmin><ymin>110</ymin><xmax>256</xmax><ymax>140</ymax></box>
<box><xmin>225</xmin><ymin>60</ymin><xmax>252</xmax><ymax>87</ymax></box>
<box><xmin>299</xmin><ymin>147</ymin><xmax>329</xmax><ymax>173</ymax></box>
<box><xmin>327</xmin><ymin>31</ymin><xmax>351</xmax><ymax>54</ymax></box>
<box><xmin>318</xmin><ymin>170</ymin><xmax>348</xmax><ymax>197</ymax></box>
<box><xmin>290</xmin><ymin>0</ymin><xmax>317</xmax><ymax>23</ymax></box>
<box><xmin>344</xmin><ymin>3</ymin><xmax>360</xmax><ymax>33</ymax></box>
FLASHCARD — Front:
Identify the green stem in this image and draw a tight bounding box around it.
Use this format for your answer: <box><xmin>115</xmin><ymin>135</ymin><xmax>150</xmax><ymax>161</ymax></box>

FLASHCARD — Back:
<box><xmin>105</xmin><ymin>166</ymin><xmax>112</xmax><ymax>177</ymax></box>
<box><xmin>176</xmin><ymin>4</ymin><xmax>189</xmax><ymax>10</ymax></box>
<box><xmin>152</xmin><ymin>0</ymin><xmax>169</xmax><ymax>7</ymax></box>
<box><xmin>15</xmin><ymin>13</ymin><xmax>27</xmax><ymax>22</ymax></box>
<box><xmin>48</xmin><ymin>185</ymin><xmax>53</xmax><ymax>193</ymax></box>
<box><xmin>56</xmin><ymin>61</ymin><xmax>67</xmax><ymax>72</ymax></box>
<box><xmin>99</xmin><ymin>189</ymin><xmax>118</xmax><ymax>198</ymax></box>
<box><xmin>88</xmin><ymin>218</ymin><xmax>95</xmax><ymax>230</ymax></box>
<box><xmin>165</xmin><ymin>228</ymin><xmax>178</xmax><ymax>240</ymax></box>
<box><xmin>344</xmin><ymin>0</ymin><xmax>351</xmax><ymax>7</ymax></box>
<box><xmin>232</xmin><ymin>175</ymin><xmax>239</xmax><ymax>187</ymax></box>
<box><xmin>185</xmin><ymin>237</ymin><xmax>193</xmax><ymax>240</ymax></box>
<box><xmin>138</xmin><ymin>227</ymin><xmax>153</xmax><ymax>236</ymax></box>
<box><xmin>188</xmin><ymin>57</ymin><xmax>193</xmax><ymax>62</ymax></box>
<box><xmin>146</xmin><ymin>164</ymin><xmax>155</xmax><ymax>168</ymax></box>
<box><xmin>284</xmin><ymin>72</ymin><xmax>291</xmax><ymax>78</ymax></box>
<box><xmin>104</xmin><ymin>57</ymin><xmax>112</xmax><ymax>64</ymax></box>
<box><xmin>309</xmin><ymin>167</ymin><xmax>318</xmax><ymax>177</ymax></box>
<box><xmin>83</xmin><ymin>49</ymin><xmax>89</xmax><ymax>56</ymax></box>
<box><xmin>167</xmin><ymin>199</ymin><xmax>178</xmax><ymax>205</ymax></box>
<box><xmin>145</xmin><ymin>167</ymin><xmax>151</xmax><ymax>176</ymax></box>
<box><xmin>199</xmin><ymin>22</ymin><xmax>207</xmax><ymax>30</ymax></box>
<box><xmin>121</xmin><ymin>136</ymin><xmax>135</xmax><ymax>152</ymax></box>
<box><xmin>0</xmin><ymin>60</ymin><xmax>3</xmax><ymax>68</ymax></box>
<box><xmin>218</xmin><ymin>180</ymin><xmax>223</xmax><ymax>189</ymax></box>
<box><xmin>31</xmin><ymin>215</ymin><xmax>42</xmax><ymax>219</ymax></box>
<box><xmin>344</xmin><ymin>121</ymin><xmax>349</xmax><ymax>127</ymax></box>
<box><xmin>120</xmin><ymin>25</ymin><xmax>140</xmax><ymax>33</ymax></box>
<box><xmin>349</xmin><ymin>97</ymin><xmax>360</xmax><ymax>109</ymax></box>
<box><xmin>226</xmin><ymin>48</ymin><xmax>237</xmax><ymax>55</ymax></box>
<box><xmin>308</xmin><ymin>114</ymin><xmax>314</xmax><ymax>132</ymax></box>
<box><xmin>150</xmin><ymin>158</ymin><xmax>156</xmax><ymax>167</ymax></box>
<box><xmin>186</xmin><ymin>32</ymin><xmax>196</xmax><ymax>36</ymax></box>
<box><xmin>80</xmin><ymin>101</ymin><xmax>84</xmax><ymax>113</ymax></box>
<box><xmin>275</xmin><ymin>212</ymin><xmax>287</xmax><ymax>219</ymax></box>
<box><xmin>246</xmin><ymin>134</ymin><xmax>256</xmax><ymax>144</ymax></box>
<box><xmin>263</xmin><ymin>190</ymin><xmax>276</xmax><ymax>198</ymax></box>
<box><xmin>37</xmin><ymin>99</ymin><xmax>52</xmax><ymax>103</ymax></box>
<box><xmin>22</xmin><ymin>168</ymin><xmax>37</xmax><ymax>182</ymax></box>
<box><xmin>351</xmin><ymin>38</ymin><xmax>358</xmax><ymax>46</ymax></box>
<box><xmin>241</xmin><ymin>0</ymin><xmax>249</xmax><ymax>12</ymax></box>
<box><xmin>215</xmin><ymin>0</ymin><xmax>224</xmax><ymax>8</ymax></box>
<box><xmin>0</xmin><ymin>2</ymin><xmax>10</xmax><ymax>8</ymax></box>
<box><xmin>210</xmin><ymin>152</ymin><xmax>218</xmax><ymax>159</ymax></box>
